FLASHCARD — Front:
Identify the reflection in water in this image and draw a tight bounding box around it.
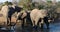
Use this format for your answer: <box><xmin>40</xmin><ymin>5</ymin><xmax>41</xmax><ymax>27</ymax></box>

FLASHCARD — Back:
<box><xmin>15</xmin><ymin>26</ymin><xmax>50</xmax><ymax>32</ymax></box>
<box><xmin>0</xmin><ymin>26</ymin><xmax>50</xmax><ymax>32</ymax></box>
<box><xmin>1</xmin><ymin>23</ymin><xmax>60</xmax><ymax>32</ymax></box>
<box><xmin>40</xmin><ymin>29</ymin><xmax>50</xmax><ymax>32</ymax></box>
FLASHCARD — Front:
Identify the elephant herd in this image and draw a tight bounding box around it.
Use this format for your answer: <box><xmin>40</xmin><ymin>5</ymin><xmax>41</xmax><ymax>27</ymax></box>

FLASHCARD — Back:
<box><xmin>0</xmin><ymin>5</ymin><xmax>52</xmax><ymax>29</ymax></box>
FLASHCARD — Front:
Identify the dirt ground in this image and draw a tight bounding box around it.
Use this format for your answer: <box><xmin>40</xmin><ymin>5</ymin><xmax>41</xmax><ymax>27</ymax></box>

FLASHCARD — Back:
<box><xmin>0</xmin><ymin>16</ymin><xmax>17</xmax><ymax>25</ymax></box>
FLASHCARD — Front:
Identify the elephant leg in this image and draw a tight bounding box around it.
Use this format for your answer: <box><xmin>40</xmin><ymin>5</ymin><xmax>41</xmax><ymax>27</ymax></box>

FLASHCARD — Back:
<box><xmin>35</xmin><ymin>20</ymin><xmax>38</xmax><ymax>26</ymax></box>
<box><xmin>31</xmin><ymin>19</ymin><xmax>35</xmax><ymax>27</ymax></box>
<box><xmin>41</xmin><ymin>19</ymin><xmax>44</xmax><ymax>29</ymax></box>
<box><xmin>8</xmin><ymin>16</ymin><xmax>11</xmax><ymax>26</ymax></box>
<box><xmin>32</xmin><ymin>20</ymin><xmax>35</xmax><ymax>27</ymax></box>
<box><xmin>44</xmin><ymin>20</ymin><xmax>49</xmax><ymax>29</ymax></box>
<box><xmin>45</xmin><ymin>22</ymin><xmax>49</xmax><ymax>29</ymax></box>
<box><xmin>24</xmin><ymin>18</ymin><xmax>27</xmax><ymax>26</ymax></box>
<box><xmin>44</xmin><ymin>17</ymin><xmax>49</xmax><ymax>29</ymax></box>
<box><xmin>37</xmin><ymin>18</ymin><xmax>41</xmax><ymax>26</ymax></box>
<box><xmin>37</xmin><ymin>21</ymin><xmax>39</xmax><ymax>26</ymax></box>
<box><xmin>9</xmin><ymin>16</ymin><xmax>11</xmax><ymax>25</ymax></box>
<box><xmin>41</xmin><ymin>23</ymin><xmax>43</xmax><ymax>29</ymax></box>
<box><xmin>7</xmin><ymin>18</ymin><xmax>9</xmax><ymax>25</ymax></box>
<box><xmin>22</xmin><ymin>18</ymin><xmax>25</xmax><ymax>28</ymax></box>
<box><xmin>47</xmin><ymin>23</ymin><xmax>49</xmax><ymax>29</ymax></box>
<box><xmin>30</xmin><ymin>18</ymin><xmax>35</xmax><ymax>27</ymax></box>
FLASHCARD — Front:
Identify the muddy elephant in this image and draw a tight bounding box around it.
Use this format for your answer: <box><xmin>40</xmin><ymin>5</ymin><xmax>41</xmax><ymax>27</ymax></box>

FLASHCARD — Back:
<box><xmin>16</xmin><ymin>11</ymin><xmax>32</xmax><ymax>27</ymax></box>
<box><xmin>1</xmin><ymin>5</ymin><xmax>23</xmax><ymax>26</ymax></box>
<box><xmin>30</xmin><ymin>9</ymin><xmax>49</xmax><ymax>28</ymax></box>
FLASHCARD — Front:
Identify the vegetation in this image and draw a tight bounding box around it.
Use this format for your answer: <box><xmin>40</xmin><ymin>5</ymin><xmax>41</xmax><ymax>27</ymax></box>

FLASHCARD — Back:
<box><xmin>4</xmin><ymin>1</ymin><xmax>12</xmax><ymax>5</ymax></box>
<box><xmin>0</xmin><ymin>0</ymin><xmax>60</xmax><ymax>19</ymax></box>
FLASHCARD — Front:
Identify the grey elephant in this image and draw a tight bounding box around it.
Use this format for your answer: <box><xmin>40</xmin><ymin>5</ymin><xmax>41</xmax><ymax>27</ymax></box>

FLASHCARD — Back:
<box><xmin>30</xmin><ymin>9</ymin><xmax>49</xmax><ymax>28</ymax></box>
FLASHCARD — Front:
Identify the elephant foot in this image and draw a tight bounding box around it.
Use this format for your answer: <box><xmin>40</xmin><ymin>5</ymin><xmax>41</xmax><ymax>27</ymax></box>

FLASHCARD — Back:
<box><xmin>33</xmin><ymin>25</ymin><xmax>38</xmax><ymax>30</ymax></box>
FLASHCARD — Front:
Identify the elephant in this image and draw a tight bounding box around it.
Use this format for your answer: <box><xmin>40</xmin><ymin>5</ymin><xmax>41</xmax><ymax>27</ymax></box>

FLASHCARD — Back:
<box><xmin>1</xmin><ymin>5</ymin><xmax>23</xmax><ymax>26</ymax></box>
<box><xmin>30</xmin><ymin>9</ymin><xmax>49</xmax><ymax>28</ymax></box>
<box><xmin>16</xmin><ymin>11</ymin><xmax>32</xmax><ymax>27</ymax></box>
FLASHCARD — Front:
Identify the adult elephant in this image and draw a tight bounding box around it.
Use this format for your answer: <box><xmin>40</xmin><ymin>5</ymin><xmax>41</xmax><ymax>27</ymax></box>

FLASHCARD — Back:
<box><xmin>16</xmin><ymin>11</ymin><xmax>32</xmax><ymax>27</ymax></box>
<box><xmin>30</xmin><ymin>9</ymin><xmax>49</xmax><ymax>28</ymax></box>
<box><xmin>1</xmin><ymin>5</ymin><xmax>23</xmax><ymax>26</ymax></box>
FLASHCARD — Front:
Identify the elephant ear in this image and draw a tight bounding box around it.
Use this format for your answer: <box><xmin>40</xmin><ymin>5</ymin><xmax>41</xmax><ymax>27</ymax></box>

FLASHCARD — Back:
<box><xmin>15</xmin><ymin>6</ymin><xmax>23</xmax><ymax>13</ymax></box>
